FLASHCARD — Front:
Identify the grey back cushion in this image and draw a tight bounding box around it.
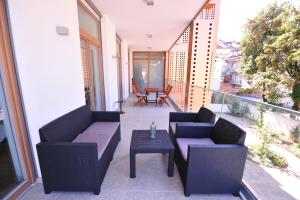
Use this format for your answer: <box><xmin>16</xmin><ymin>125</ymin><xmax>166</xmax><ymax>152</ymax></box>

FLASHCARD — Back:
<box><xmin>211</xmin><ymin>118</ymin><xmax>246</xmax><ymax>145</ymax></box>
<box><xmin>39</xmin><ymin>106</ymin><xmax>93</xmax><ymax>142</ymax></box>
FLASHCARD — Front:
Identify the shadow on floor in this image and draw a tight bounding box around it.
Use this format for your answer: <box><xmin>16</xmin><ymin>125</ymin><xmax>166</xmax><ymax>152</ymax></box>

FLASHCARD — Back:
<box><xmin>244</xmin><ymin>159</ymin><xmax>297</xmax><ymax>200</ymax></box>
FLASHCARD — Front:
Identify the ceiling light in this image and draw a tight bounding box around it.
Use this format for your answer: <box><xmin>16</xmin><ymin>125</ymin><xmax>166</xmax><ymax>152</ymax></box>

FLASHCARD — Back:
<box><xmin>144</xmin><ymin>0</ymin><xmax>154</xmax><ymax>6</ymax></box>
<box><xmin>146</xmin><ymin>34</ymin><xmax>152</xmax><ymax>38</ymax></box>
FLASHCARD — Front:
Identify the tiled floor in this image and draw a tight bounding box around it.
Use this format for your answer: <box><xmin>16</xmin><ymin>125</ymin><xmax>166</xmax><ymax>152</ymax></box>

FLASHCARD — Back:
<box><xmin>19</xmin><ymin>95</ymin><xmax>239</xmax><ymax>200</ymax></box>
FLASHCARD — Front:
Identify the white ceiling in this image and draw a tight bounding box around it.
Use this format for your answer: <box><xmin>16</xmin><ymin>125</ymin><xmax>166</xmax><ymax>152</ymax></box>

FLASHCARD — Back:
<box><xmin>92</xmin><ymin>0</ymin><xmax>208</xmax><ymax>51</ymax></box>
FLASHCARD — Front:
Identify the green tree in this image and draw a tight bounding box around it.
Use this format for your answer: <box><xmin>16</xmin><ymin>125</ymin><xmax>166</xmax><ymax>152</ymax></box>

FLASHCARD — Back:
<box><xmin>241</xmin><ymin>2</ymin><xmax>300</xmax><ymax>109</ymax></box>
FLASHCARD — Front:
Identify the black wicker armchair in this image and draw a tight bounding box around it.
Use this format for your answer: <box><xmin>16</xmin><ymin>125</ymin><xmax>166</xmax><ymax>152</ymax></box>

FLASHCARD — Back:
<box><xmin>174</xmin><ymin>118</ymin><xmax>248</xmax><ymax>196</ymax></box>
<box><xmin>169</xmin><ymin>107</ymin><xmax>216</xmax><ymax>143</ymax></box>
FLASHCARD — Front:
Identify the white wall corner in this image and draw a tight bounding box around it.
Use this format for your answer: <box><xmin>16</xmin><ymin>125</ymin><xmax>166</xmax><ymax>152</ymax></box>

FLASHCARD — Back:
<box><xmin>101</xmin><ymin>15</ymin><xmax>118</xmax><ymax>111</ymax></box>
<box><xmin>121</xmin><ymin>40</ymin><xmax>129</xmax><ymax>99</ymax></box>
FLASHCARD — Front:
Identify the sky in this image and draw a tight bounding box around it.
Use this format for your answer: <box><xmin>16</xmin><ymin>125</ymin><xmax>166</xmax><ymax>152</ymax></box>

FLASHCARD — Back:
<box><xmin>218</xmin><ymin>0</ymin><xmax>300</xmax><ymax>41</ymax></box>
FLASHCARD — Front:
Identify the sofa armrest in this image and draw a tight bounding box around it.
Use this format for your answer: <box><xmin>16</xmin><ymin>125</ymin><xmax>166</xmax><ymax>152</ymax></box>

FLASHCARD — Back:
<box><xmin>169</xmin><ymin>112</ymin><xmax>198</xmax><ymax>122</ymax></box>
<box><xmin>176</xmin><ymin>123</ymin><xmax>215</xmax><ymax>138</ymax></box>
<box><xmin>186</xmin><ymin>144</ymin><xmax>248</xmax><ymax>192</ymax></box>
<box><xmin>36</xmin><ymin>142</ymin><xmax>98</xmax><ymax>192</ymax></box>
<box><xmin>92</xmin><ymin>111</ymin><xmax>120</xmax><ymax>122</ymax></box>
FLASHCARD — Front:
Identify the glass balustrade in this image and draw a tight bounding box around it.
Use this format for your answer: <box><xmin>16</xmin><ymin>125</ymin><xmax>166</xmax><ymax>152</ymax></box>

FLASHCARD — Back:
<box><xmin>168</xmin><ymin>79</ymin><xmax>300</xmax><ymax>200</ymax></box>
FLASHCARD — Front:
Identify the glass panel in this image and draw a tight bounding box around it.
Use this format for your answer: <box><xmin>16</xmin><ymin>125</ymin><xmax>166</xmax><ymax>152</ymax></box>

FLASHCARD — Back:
<box><xmin>80</xmin><ymin>39</ymin><xmax>92</xmax><ymax>107</ymax></box>
<box><xmin>149</xmin><ymin>52</ymin><xmax>165</xmax><ymax>59</ymax></box>
<box><xmin>168</xmin><ymin>80</ymin><xmax>186</xmax><ymax>111</ymax></box>
<box><xmin>90</xmin><ymin>44</ymin><xmax>101</xmax><ymax>111</ymax></box>
<box><xmin>217</xmin><ymin>93</ymin><xmax>300</xmax><ymax>199</ymax></box>
<box><xmin>210</xmin><ymin>91</ymin><xmax>225</xmax><ymax>119</ymax></box>
<box><xmin>149</xmin><ymin>60</ymin><xmax>164</xmax><ymax>90</ymax></box>
<box><xmin>0</xmin><ymin>79</ymin><xmax>24</xmax><ymax>198</ymax></box>
<box><xmin>133</xmin><ymin>60</ymin><xmax>148</xmax><ymax>91</ymax></box>
<box><xmin>133</xmin><ymin>52</ymin><xmax>148</xmax><ymax>59</ymax></box>
<box><xmin>78</xmin><ymin>4</ymin><xmax>99</xmax><ymax>39</ymax></box>
<box><xmin>116</xmin><ymin>40</ymin><xmax>123</xmax><ymax>100</ymax></box>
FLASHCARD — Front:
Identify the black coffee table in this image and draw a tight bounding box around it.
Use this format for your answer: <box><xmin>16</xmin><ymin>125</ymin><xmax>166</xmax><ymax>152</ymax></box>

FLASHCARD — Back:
<box><xmin>130</xmin><ymin>130</ymin><xmax>175</xmax><ymax>178</ymax></box>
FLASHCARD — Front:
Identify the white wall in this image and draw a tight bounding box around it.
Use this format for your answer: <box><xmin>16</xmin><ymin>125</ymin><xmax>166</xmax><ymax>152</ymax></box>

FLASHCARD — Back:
<box><xmin>101</xmin><ymin>15</ymin><xmax>119</xmax><ymax>111</ymax></box>
<box><xmin>7</xmin><ymin>0</ymin><xmax>85</xmax><ymax>177</ymax></box>
<box><xmin>121</xmin><ymin>41</ymin><xmax>129</xmax><ymax>99</ymax></box>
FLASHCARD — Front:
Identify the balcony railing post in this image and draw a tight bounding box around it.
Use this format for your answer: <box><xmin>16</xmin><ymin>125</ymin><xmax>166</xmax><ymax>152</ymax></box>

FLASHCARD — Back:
<box><xmin>220</xmin><ymin>93</ymin><xmax>225</xmax><ymax>118</ymax></box>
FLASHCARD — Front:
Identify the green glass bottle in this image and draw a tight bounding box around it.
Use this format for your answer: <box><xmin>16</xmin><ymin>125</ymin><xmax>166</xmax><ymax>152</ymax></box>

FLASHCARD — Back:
<box><xmin>150</xmin><ymin>121</ymin><xmax>156</xmax><ymax>139</ymax></box>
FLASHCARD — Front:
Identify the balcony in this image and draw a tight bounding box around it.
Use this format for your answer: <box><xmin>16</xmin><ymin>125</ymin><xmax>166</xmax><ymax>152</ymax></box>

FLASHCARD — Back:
<box><xmin>1</xmin><ymin>0</ymin><xmax>299</xmax><ymax>199</ymax></box>
<box><xmin>18</xmin><ymin>91</ymin><xmax>300</xmax><ymax>200</ymax></box>
<box><xmin>19</xmin><ymin>95</ymin><xmax>239</xmax><ymax>200</ymax></box>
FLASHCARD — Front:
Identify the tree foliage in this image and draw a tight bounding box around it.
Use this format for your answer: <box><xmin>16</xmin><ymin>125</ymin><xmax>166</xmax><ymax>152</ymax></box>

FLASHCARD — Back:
<box><xmin>241</xmin><ymin>2</ymin><xmax>300</xmax><ymax>109</ymax></box>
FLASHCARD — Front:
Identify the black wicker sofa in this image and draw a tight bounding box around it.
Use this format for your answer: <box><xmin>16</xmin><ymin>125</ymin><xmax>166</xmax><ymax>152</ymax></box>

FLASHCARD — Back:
<box><xmin>36</xmin><ymin>105</ymin><xmax>120</xmax><ymax>195</ymax></box>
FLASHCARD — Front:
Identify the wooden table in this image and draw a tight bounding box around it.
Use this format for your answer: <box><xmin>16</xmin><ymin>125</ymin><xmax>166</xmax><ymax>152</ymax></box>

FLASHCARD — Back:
<box><xmin>130</xmin><ymin>130</ymin><xmax>175</xmax><ymax>178</ymax></box>
<box><xmin>144</xmin><ymin>87</ymin><xmax>160</xmax><ymax>105</ymax></box>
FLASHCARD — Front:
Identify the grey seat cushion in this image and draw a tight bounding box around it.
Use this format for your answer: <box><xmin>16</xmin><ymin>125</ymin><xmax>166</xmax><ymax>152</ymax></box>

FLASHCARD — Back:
<box><xmin>72</xmin><ymin>132</ymin><xmax>112</xmax><ymax>159</ymax></box>
<box><xmin>82</xmin><ymin>122</ymin><xmax>119</xmax><ymax>136</ymax></box>
<box><xmin>176</xmin><ymin>138</ymin><xmax>215</xmax><ymax>161</ymax></box>
<box><xmin>72</xmin><ymin>122</ymin><xmax>119</xmax><ymax>159</ymax></box>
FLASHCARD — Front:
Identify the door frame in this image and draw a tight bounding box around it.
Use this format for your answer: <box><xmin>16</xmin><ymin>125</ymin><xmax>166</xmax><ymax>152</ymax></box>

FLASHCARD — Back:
<box><xmin>132</xmin><ymin>51</ymin><xmax>166</xmax><ymax>89</ymax></box>
<box><xmin>116</xmin><ymin>35</ymin><xmax>123</xmax><ymax>100</ymax></box>
<box><xmin>80</xmin><ymin>36</ymin><xmax>97</xmax><ymax>110</ymax></box>
<box><xmin>78</xmin><ymin>0</ymin><xmax>106</xmax><ymax>111</ymax></box>
<box><xmin>0</xmin><ymin>0</ymin><xmax>36</xmax><ymax>199</ymax></box>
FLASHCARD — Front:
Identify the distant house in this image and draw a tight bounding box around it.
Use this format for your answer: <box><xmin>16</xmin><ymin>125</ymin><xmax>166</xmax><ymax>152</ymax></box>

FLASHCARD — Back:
<box><xmin>223</xmin><ymin>50</ymin><xmax>242</xmax><ymax>86</ymax></box>
<box><xmin>215</xmin><ymin>40</ymin><xmax>251</xmax><ymax>94</ymax></box>
<box><xmin>215</xmin><ymin>40</ymin><xmax>241</xmax><ymax>92</ymax></box>
<box><xmin>217</xmin><ymin>40</ymin><xmax>240</xmax><ymax>49</ymax></box>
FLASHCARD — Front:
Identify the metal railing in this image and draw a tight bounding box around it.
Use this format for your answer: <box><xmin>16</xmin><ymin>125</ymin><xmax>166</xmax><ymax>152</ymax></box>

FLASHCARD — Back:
<box><xmin>168</xmin><ymin>79</ymin><xmax>300</xmax><ymax>115</ymax></box>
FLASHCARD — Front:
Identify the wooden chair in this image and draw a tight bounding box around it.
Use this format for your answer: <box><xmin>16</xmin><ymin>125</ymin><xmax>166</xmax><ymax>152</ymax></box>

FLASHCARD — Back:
<box><xmin>158</xmin><ymin>85</ymin><xmax>173</xmax><ymax>106</ymax></box>
<box><xmin>132</xmin><ymin>79</ymin><xmax>142</xmax><ymax>93</ymax></box>
<box><xmin>132</xmin><ymin>83</ymin><xmax>147</xmax><ymax>105</ymax></box>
